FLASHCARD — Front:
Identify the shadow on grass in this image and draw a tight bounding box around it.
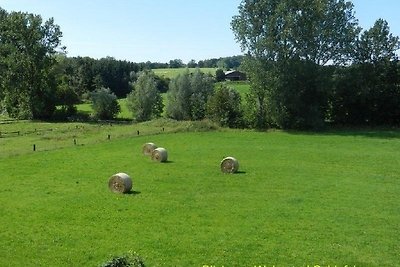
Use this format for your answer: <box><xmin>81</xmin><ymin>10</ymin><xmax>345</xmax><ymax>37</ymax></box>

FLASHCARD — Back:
<box><xmin>126</xmin><ymin>190</ymin><xmax>141</xmax><ymax>195</ymax></box>
<box><xmin>160</xmin><ymin>160</ymin><xmax>174</xmax><ymax>164</ymax></box>
<box><xmin>285</xmin><ymin>127</ymin><xmax>400</xmax><ymax>139</ymax></box>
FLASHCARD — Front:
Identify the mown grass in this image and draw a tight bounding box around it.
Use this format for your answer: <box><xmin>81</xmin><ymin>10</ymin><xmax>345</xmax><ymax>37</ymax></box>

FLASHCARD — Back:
<box><xmin>76</xmin><ymin>99</ymin><xmax>132</xmax><ymax>120</ymax></box>
<box><xmin>0</xmin><ymin>120</ymin><xmax>399</xmax><ymax>266</ymax></box>
<box><xmin>153</xmin><ymin>67</ymin><xmax>217</xmax><ymax>79</ymax></box>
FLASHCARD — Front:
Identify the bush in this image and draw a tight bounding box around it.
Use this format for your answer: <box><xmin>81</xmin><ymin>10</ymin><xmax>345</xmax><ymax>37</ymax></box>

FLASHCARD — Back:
<box><xmin>99</xmin><ymin>251</ymin><xmax>145</xmax><ymax>267</ymax></box>
<box><xmin>215</xmin><ymin>68</ymin><xmax>225</xmax><ymax>82</ymax></box>
<box><xmin>91</xmin><ymin>87</ymin><xmax>121</xmax><ymax>120</ymax></box>
<box><xmin>206</xmin><ymin>84</ymin><xmax>244</xmax><ymax>128</ymax></box>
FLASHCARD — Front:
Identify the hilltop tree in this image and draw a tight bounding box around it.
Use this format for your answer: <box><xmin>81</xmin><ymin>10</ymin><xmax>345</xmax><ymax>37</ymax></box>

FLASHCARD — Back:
<box><xmin>0</xmin><ymin>8</ymin><xmax>64</xmax><ymax>119</ymax></box>
<box><xmin>126</xmin><ymin>70</ymin><xmax>163</xmax><ymax>122</ymax></box>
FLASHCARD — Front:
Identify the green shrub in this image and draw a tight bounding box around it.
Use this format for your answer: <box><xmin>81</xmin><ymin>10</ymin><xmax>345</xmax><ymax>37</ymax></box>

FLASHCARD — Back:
<box><xmin>91</xmin><ymin>87</ymin><xmax>121</xmax><ymax>120</ymax></box>
<box><xmin>99</xmin><ymin>252</ymin><xmax>145</xmax><ymax>267</ymax></box>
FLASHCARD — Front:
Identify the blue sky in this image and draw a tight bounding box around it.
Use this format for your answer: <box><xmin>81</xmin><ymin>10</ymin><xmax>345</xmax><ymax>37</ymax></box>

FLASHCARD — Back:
<box><xmin>0</xmin><ymin>0</ymin><xmax>399</xmax><ymax>63</ymax></box>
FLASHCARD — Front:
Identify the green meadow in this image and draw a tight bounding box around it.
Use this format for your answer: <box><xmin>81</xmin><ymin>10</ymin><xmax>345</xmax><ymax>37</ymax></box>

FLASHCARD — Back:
<box><xmin>153</xmin><ymin>68</ymin><xmax>217</xmax><ymax>79</ymax></box>
<box><xmin>0</xmin><ymin>118</ymin><xmax>399</xmax><ymax>266</ymax></box>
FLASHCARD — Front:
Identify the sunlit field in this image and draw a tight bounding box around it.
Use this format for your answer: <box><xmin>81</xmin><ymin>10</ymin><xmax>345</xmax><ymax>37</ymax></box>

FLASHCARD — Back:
<box><xmin>1</xmin><ymin>118</ymin><xmax>399</xmax><ymax>266</ymax></box>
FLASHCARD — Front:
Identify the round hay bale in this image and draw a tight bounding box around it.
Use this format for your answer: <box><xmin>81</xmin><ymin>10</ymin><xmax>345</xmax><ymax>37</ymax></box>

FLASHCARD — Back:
<box><xmin>151</xmin><ymin>147</ymin><xmax>168</xmax><ymax>162</ymax></box>
<box><xmin>220</xmin><ymin>157</ymin><xmax>239</xmax><ymax>173</ymax></box>
<box><xmin>142</xmin><ymin>142</ymin><xmax>157</xmax><ymax>156</ymax></box>
<box><xmin>108</xmin><ymin>173</ymin><xmax>132</xmax><ymax>193</ymax></box>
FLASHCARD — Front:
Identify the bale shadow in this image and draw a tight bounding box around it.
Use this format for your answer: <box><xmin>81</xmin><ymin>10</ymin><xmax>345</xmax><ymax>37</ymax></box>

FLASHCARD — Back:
<box><xmin>235</xmin><ymin>171</ymin><xmax>247</xmax><ymax>174</ymax></box>
<box><xmin>126</xmin><ymin>190</ymin><xmax>141</xmax><ymax>195</ymax></box>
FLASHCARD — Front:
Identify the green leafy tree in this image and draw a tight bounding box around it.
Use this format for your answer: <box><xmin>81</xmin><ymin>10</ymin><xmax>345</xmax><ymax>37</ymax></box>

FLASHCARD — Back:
<box><xmin>231</xmin><ymin>0</ymin><xmax>359</xmax><ymax>129</ymax></box>
<box><xmin>55</xmin><ymin>77</ymin><xmax>79</xmax><ymax>116</ymax></box>
<box><xmin>215</xmin><ymin>69</ymin><xmax>226</xmax><ymax>82</ymax></box>
<box><xmin>0</xmin><ymin>9</ymin><xmax>64</xmax><ymax>119</ymax></box>
<box><xmin>154</xmin><ymin>75</ymin><xmax>170</xmax><ymax>93</ymax></box>
<box><xmin>187</xmin><ymin>59</ymin><xmax>197</xmax><ymax>68</ymax></box>
<box><xmin>206</xmin><ymin>84</ymin><xmax>243</xmax><ymax>128</ymax></box>
<box><xmin>169</xmin><ymin>59</ymin><xmax>184</xmax><ymax>68</ymax></box>
<box><xmin>355</xmin><ymin>19</ymin><xmax>400</xmax><ymax>64</ymax></box>
<box><xmin>190</xmin><ymin>69</ymin><xmax>214</xmax><ymax>120</ymax></box>
<box><xmin>330</xmin><ymin>19</ymin><xmax>400</xmax><ymax>125</ymax></box>
<box><xmin>166</xmin><ymin>69</ymin><xmax>192</xmax><ymax>120</ymax></box>
<box><xmin>90</xmin><ymin>87</ymin><xmax>120</xmax><ymax>120</ymax></box>
<box><xmin>126</xmin><ymin>70</ymin><xmax>163</xmax><ymax>122</ymax></box>
<box><xmin>166</xmin><ymin>69</ymin><xmax>214</xmax><ymax>121</ymax></box>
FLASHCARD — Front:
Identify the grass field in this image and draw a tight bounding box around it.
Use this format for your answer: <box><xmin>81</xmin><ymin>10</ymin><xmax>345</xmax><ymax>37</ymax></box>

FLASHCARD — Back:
<box><xmin>76</xmin><ymin>98</ymin><xmax>133</xmax><ymax>120</ymax></box>
<box><xmin>0</xmin><ymin>119</ymin><xmax>399</xmax><ymax>266</ymax></box>
<box><xmin>153</xmin><ymin>68</ymin><xmax>217</xmax><ymax>79</ymax></box>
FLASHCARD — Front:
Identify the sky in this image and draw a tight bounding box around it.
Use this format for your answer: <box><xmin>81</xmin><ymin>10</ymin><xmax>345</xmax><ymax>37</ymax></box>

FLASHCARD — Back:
<box><xmin>0</xmin><ymin>0</ymin><xmax>399</xmax><ymax>63</ymax></box>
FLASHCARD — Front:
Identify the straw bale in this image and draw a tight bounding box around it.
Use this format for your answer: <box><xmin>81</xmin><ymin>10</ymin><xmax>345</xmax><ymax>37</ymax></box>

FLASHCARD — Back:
<box><xmin>108</xmin><ymin>172</ymin><xmax>132</xmax><ymax>193</ymax></box>
<box><xmin>220</xmin><ymin>157</ymin><xmax>239</xmax><ymax>173</ymax></box>
<box><xmin>151</xmin><ymin>147</ymin><xmax>168</xmax><ymax>162</ymax></box>
<box><xmin>142</xmin><ymin>142</ymin><xmax>157</xmax><ymax>156</ymax></box>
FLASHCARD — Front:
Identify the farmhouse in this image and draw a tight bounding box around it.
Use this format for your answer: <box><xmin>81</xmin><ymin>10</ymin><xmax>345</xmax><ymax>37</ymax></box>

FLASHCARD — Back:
<box><xmin>224</xmin><ymin>70</ymin><xmax>246</xmax><ymax>81</ymax></box>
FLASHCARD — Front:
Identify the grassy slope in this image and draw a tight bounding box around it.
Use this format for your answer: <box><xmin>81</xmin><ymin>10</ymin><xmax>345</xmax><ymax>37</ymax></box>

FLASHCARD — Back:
<box><xmin>0</xmin><ymin>123</ymin><xmax>399</xmax><ymax>266</ymax></box>
<box><xmin>153</xmin><ymin>68</ymin><xmax>216</xmax><ymax>79</ymax></box>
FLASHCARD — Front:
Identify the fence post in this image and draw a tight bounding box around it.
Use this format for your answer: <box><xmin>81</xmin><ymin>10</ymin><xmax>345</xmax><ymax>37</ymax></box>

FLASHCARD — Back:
<box><xmin>33</xmin><ymin>144</ymin><xmax>36</xmax><ymax>151</ymax></box>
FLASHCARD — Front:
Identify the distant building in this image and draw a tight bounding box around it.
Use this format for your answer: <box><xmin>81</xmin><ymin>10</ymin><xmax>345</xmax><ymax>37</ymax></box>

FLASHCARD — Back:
<box><xmin>224</xmin><ymin>70</ymin><xmax>246</xmax><ymax>81</ymax></box>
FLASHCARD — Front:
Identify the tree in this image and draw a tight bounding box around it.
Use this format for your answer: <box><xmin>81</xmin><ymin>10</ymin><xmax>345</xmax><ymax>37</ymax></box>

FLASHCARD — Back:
<box><xmin>355</xmin><ymin>19</ymin><xmax>400</xmax><ymax>64</ymax></box>
<box><xmin>90</xmin><ymin>87</ymin><xmax>120</xmax><ymax>120</ymax></box>
<box><xmin>166</xmin><ymin>69</ymin><xmax>192</xmax><ymax>120</ymax></box>
<box><xmin>169</xmin><ymin>59</ymin><xmax>184</xmax><ymax>68</ymax></box>
<box><xmin>231</xmin><ymin>0</ymin><xmax>360</xmax><ymax>129</ymax></box>
<box><xmin>55</xmin><ymin>76</ymin><xmax>79</xmax><ymax>116</ymax></box>
<box><xmin>0</xmin><ymin>9</ymin><xmax>64</xmax><ymax>119</ymax></box>
<box><xmin>166</xmin><ymin>68</ymin><xmax>214</xmax><ymax>120</ymax></box>
<box><xmin>154</xmin><ymin>75</ymin><xmax>170</xmax><ymax>93</ymax></box>
<box><xmin>126</xmin><ymin>70</ymin><xmax>163</xmax><ymax>122</ymax></box>
<box><xmin>190</xmin><ymin>69</ymin><xmax>214</xmax><ymax>120</ymax></box>
<box><xmin>215</xmin><ymin>69</ymin><xmax>226</xmax><ymax>82</ymax></box>
<box><xmin>206</xmin><ymin>84</ymin><xmax>243</xmax><ymax>128</ymax></box>
<box><xmin>187</xmin><ymin>59</ymin><xmax>197</xmax><ymax>68</ymax></box>
<box><xmin>329</xmin><ymin>19</ymin><xmax>400</xmax><ymax>125</ymax></box>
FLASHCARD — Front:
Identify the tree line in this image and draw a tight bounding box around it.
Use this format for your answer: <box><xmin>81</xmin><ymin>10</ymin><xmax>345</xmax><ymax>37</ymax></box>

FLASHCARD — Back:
<box><xmin>1</xmin><ymin>1</ymin><xmax>400</xmax><ymax>129</ymax></box>
<box><xmin>0</xmin><ymin>6</ymin><xmax>243</xmax><ymax>121</ymax></box>
<box><xmin>232</xmin><ymin>0</ymin><xmax>400</xmax><ymax>129</ymax></box>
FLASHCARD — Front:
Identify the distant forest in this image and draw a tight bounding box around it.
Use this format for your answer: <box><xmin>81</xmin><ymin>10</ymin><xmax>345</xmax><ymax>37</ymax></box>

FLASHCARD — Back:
<box><xmin>54</xmin><ymin>55</ymin><xmax>244</xmax><ymax>99</ymax></box>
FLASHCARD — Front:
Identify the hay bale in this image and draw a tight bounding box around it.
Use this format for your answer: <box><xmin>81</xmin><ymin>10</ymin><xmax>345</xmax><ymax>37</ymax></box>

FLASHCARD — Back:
<box><xmin>142</xmin><ymin>142</ymin><xmax>157</xmax><ymax>156</ymax></box>
<box><xmin>151</xmin><ymin>147</ymin><xmax>168</xmax><ymax>162</ymax></box>
<box><xmin>220</xmin><ymin>157</ymin><xmax>239</xmax><ymax>173</ymax></box>
<box><xmin>108</xmin><ymin>173</ymin><xmax>132</xmax><ymax>193</ymax></box>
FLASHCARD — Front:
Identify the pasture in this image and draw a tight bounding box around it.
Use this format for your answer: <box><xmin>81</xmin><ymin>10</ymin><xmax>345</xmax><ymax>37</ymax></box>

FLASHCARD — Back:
<box><xmin>0</xmin><ymin>119</ymin><xmax>399</xmax><ymax>266</ymax></box>
<box><xmin>152</xmin><ymin>67</ymin><xmax>216</xmax><ymax>79</ymax></box>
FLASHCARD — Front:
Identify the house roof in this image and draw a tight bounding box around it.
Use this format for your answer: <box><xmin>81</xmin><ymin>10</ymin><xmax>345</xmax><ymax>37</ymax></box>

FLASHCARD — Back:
<box><xmin>224</xmin><ymin>70</ymin><xmax>241</xmax><ymax>75</ymax></box>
